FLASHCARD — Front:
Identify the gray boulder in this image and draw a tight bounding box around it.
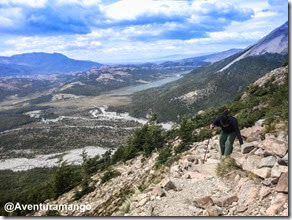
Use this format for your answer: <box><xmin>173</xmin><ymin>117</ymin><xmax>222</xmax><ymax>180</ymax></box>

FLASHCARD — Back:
<box><xmin>257</xmin><ymin>156</ymin><xmax>277</xmax><ymax>168</ymax></box>
<box><xmin>278</xmin><ymin>153</ymin><xmax>288</xmax><ymax>166</ymax></box>
<box><xmin>241</xmin><ymin>143</ymin><xmax>255</xmax><ymax>154</ymax></box>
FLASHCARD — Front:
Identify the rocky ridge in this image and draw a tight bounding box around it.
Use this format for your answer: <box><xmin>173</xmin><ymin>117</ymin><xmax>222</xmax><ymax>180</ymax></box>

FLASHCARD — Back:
<box><xmin>33</xmin><ymin>119</ymin><xmax>288</xmax><ymax>216</ymax></box>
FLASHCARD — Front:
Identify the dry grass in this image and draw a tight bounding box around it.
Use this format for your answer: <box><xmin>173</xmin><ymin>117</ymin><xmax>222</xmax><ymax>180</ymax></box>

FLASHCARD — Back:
<box><xmin>116</xmin><ymin>185</ymin><xmax>141</xmax><ymax>216</ymax></box>
<box><xmin>216</xmin><ymin>157</ymin><xmax>237</xmax><ymax>177</ymax></box>
<box><xmin>43</xmin><ymin>94</ymin><xmax>131</xmax><ymax>109</ymax></box>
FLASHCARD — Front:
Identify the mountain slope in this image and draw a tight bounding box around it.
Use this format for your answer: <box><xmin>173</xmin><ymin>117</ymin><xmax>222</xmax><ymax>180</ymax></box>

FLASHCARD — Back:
<box><xmin>112</xmin><ymin>21</ymin><xmax>288</xmax><ymax>122</ymax></box>
<box><xmin>28</xmin><ymin>65</ymin><xmax>288</xmax><ymax>217</ymax></box>
<box><xmin>160</xmin><ymin>48</ymin><xmax>242</xmax><ymax>68</ymax></box>
<box><xmin>1</xmin><ymin>65</ymin><xmax>287</xmax><ymax>217</ymax></box>
<box><xmin>0</xmin><ymin>52</ymin><xmax>102</xmax><ymax>76</ymax></box>
<box><xmin>219</xmin><ymin>21</ymin><xmax>288</xmax><ymax>72</ymax></box>
<box><xmin>184</xmin><ymin>48</ymin><xmax>243</xmax><ymax>63</ymax></box>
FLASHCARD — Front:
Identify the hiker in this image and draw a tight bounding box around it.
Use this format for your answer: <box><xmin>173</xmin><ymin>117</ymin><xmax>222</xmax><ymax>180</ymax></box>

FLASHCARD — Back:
<box><xmin>209</xmin><ymin>109</ymin><xmax>243</xmax><ymax>156</ymax></box>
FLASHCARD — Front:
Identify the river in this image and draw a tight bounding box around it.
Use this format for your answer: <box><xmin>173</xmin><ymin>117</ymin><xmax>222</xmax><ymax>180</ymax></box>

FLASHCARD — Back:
<box><xmin>104</xmin><ymin>71</ymin><xmax>188</xmax><ymax>96</ymax></box>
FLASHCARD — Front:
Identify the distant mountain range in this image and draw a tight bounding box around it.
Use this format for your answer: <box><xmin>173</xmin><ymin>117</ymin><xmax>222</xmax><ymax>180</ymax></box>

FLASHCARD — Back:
<box><xmin>0</xmin><ymin>48</ymin><xmax>246</xmax><ymax>101</ymax></box>
<box><xmin>113</xmin><ymin>21</ymin><xmax>288</xmax><ymax>121</ymax></box>
<box><xmin>0</xmin><ymin>52</ymin><xmax>102</xmax><ymax>76</ymax></box>
<box><xmin>0</xmin><ymin>48</ymin><xmax>243</xmax><ymax>77</ymax></box>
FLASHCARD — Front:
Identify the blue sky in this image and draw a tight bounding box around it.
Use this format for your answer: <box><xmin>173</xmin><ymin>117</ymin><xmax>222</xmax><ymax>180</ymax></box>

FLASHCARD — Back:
<box><xmin>0</xmin><ymin>0</ymin><xmax>288</xmax><ymax>63</ymax></box>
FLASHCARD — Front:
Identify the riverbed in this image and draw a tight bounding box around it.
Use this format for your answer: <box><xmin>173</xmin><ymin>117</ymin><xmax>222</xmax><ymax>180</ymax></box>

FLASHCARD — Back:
<box><xmin>0</xmin><ymin>106</ymin><xmax>174</xmax><ymax>171</ymax></box>
<box><xmin>0</xmin><ymin>74</ymin><xmax>180</xmax><ymax>171</ymax></box>
<box><xmin>0</xmin><ymin>146</ymin><xmax>108</xmax><ymax>172</ymax></box>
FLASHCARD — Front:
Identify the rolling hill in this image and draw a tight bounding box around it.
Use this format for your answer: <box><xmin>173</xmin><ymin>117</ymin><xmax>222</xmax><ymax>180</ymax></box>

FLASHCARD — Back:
<box><xmin>0</xmin><ymin>52</ymin><xmax>102</xmax><ymax>76</ymax></box>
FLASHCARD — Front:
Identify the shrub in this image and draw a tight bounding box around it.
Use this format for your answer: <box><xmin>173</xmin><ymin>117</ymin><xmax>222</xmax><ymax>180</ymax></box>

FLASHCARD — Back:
<box><xmin>216</xmin><ymin>157</ymin><xmax>237</xmax><ymax>177</ymax></box>
<box><xmin>73</xmin><ymin>185</ymin><xmax>95</xmax><ymax>201</ymax></box>
<box><xmin>141</xmin><ymin>123</ymin><xmax>164</xmax><ymax>157</ymax></box>
<box><xmin>82</xmin><ymin>150</ymin><xmax>112</xmax><ymax>175</ymax></box>
<box><xmin>73</xmin><ymin>151</ymin><xmax>96</xmax><ymax>200</ymax></box>
<box><xmin>174</xmin><ymin>142</ymin><xmax>190</xmax><ymax>154</ymax></box>
<box><xmin>179</xmin><ymin>118</ymin><xmax>195</xmax><ymax>143</ymax></box>
<box><xmin>111</xmin><ymin>119</ymin><xmax>165</xmax><ymax>162</ymax></box>
<box><xmin>100</xmin><ymin>169</ymin><xmax>121</xmax><ymax>184</ymax></box>
<box><xmin>51</xmin><ymin>162</ymin><xmax>82</xmax><ymax>199</ymax></box>
<box><xmin>195</xmin><ymin>128</ymin><xmax>211</xmax><ymax>142</ymax></box>
<box><xmin>156</xmin><ymin>146</ymin><xmax>172</xmax><ymax>167</ymax></box>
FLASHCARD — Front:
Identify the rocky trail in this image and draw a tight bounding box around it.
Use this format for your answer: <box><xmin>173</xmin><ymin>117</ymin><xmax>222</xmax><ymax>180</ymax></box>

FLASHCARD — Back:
<box><xmin>34</xmin><ymin>121</ymin><xmax>288</xmax><ymax>217</ymax></box>
<box><xmin>126</xmin><ymin>122</ymin><xmax>288</xmax><ymax>216</ymax></box>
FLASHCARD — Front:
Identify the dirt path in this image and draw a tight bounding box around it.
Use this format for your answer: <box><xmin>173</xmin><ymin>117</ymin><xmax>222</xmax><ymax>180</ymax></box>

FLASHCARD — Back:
<box><xmin>127</xmin><ymin>153</ymin><xmax>240</xmax><ymax>216</ymax></box>
<box><xmin>126</xmin><ymin>133</ymin><xmax>288</xmax><ymax>216</ymax></box>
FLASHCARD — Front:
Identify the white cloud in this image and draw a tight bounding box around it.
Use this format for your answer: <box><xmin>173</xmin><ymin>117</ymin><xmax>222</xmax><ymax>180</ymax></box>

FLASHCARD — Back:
<box><xmin>208</xmin><ymin>31</ymin><xmax>263</xmax><ymax>41</ymax></box>
<box><xmin>0</xmin><ymin>0</ymin><xmax>47</xmax><ymax>7</ymax></box>
<box><xmin>254</xmin><ymin>10</ymin><xmax>278</xmax><ymax>18</ymax></box>
<box><xmin>102</xmin><ymin>0</ymin><xmax>189</xmax><ymax>20</ymax></box>
<box><xmin>0</xmin><ymin>0</ymin><xmax>287</xmax><ymax>63</ymax></box>
<box><xmin>55</xmin><ymin>0</ymin><xmax>101</xmax><ymax>7</ymax></box>
<box><xmin>0</xmin><ymin>7</ymin><xmax>23</xmax><ymax>28</ymax></box>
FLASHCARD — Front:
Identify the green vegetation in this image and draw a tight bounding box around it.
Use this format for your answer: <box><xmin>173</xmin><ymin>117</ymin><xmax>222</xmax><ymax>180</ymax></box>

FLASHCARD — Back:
<box><xmin>73</xmin><ymin>151</ymin><xmax>96</xmax><ymax>200</ymax></box>
<box><xmin>100</xmin><ymin>169</ymin><xmax>121</xmax><ymax>184</ymax></box>
<box><xmin>112</xmin><ymin>119</ymin><xmax>165</xmax><ymax>163</ymax></box>
<box><xmin>30</xmin><ymin>94</ymin><xmax>53</xmax><ymax>104</ymax></box>
<box><xmin>0</xmin><ymin>126</ymin><xmax>131</xmax><ymax>156</ymax></box>
<box><xmin>112</xmin><ymin>53</ymin><xmax>287</xmax><ymax>122</ymax></box>
<box><xmin>51</xmin><ymin>162</ymin><xmax>82</xmax><ymax>199</ymax></box>
<box><xmin>0</xmin><ymin>64</ymin><xmax>288</xmax><ymax>216</ymax></box>
<box><xmin>155</xmin><ymin>64</ymin><xmax>288</xmax><ymax>168</ymax></box>
<box><xmin>0</xmin><ymin>164</ymin><xmax>81</xmax><ymax>216</ymax></box>
<box><xmin>0</xmin><ymin>168</ymin><xmax>56</xmax><ymax>216</ymax></box>
<box><xmin>0</xmin><ymin>106</ymin><xmax>50</xmax><ymax>132</ymax></box>
<box><xmin>161</xmin><ymin>64</ymin><xmax>288</xmax><ymax>148</ymax></box>
<box><xmin>156</xmin><ymin>146</ymin><xmax>172</xmax><ymax>166</ymax></box>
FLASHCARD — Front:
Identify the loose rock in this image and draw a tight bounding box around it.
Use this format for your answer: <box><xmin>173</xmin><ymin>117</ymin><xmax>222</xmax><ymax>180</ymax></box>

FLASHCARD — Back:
<box><xmin>275</xmin><ymin>172</ymin><xmax>288</xmax><ymax>193</ymax></box>
<box><xmin>241</xmin><ymin>143</ymin><xmax>255</xmax><ymax>154</ymax></box>
<box><xmin>259</xmin><ymin>186</ymin><xmax>272</xmax><ymax>200</ymax></box>
<box><xmin>206</xmin><ymin>206</ymin><xmax>222</xmax><ymax>216</ymax></box>
<box><xmin>252</xmin><ymin>167</ymin><xmax>271</xmax><ymax>179</ymax></box>
<box><xmin>263</xmin><ymin>138</ymin><xmax>287</xmax><ymax>157</ymax></box>
<box><xmin>237</xmin><ymin>205</ymin><xmax>248</xmax><ymax>213</ymax></box>
<box><xmin>261</xmin><ymin>178</ymin><xmax>278</xmax><ymax>186</ymax></box>
<box><xmin>266</xmin><ymin>193</ymin><xmax>288</xmax><ymax>215</ymax></box>
<box><xmin>151</xmin><ymin>186</ymin><xmax>166</xmax><ymax>197</ymax></box>
<box><xmin>257</xmin><ymin>156</ymin><xmax>277</xmax><ymax>168</ymax></box>
<box><xmin>160</xmin><ymin>177</ymin><xmax>177</xmax><ymax>191</ymax></box>
<box><xmin>193</xmin><ymin>196</ymin><xmax>214</xmax><ymax>209</ymax></box>
<box><xmin>271</xmin><ymin>165</ymin><xmax>282</xmax><ymax>178</ymax></box>
<box><xmin>213</xmin><ymin>194</ymin><xmax>238</xmax><ymax>207</ymax></box>
<box><xmin>277</xmin><ymin>153</ymin><xmax>288</xmax><ymax>166</ymax></box>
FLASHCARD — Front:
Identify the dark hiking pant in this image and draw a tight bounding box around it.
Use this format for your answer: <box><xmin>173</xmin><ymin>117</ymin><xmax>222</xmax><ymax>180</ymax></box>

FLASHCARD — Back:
<box><xmin>219</xmin><ymin>131</ymin><xmax>236</xmax><ymax>156</ymax></box>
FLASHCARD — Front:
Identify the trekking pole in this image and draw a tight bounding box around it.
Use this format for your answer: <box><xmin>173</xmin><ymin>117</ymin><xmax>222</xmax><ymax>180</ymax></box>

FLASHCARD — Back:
<box><xmin>202</xmin><ymin>129</ymin><xmax>212</xmax><ymax>164</ymax></box>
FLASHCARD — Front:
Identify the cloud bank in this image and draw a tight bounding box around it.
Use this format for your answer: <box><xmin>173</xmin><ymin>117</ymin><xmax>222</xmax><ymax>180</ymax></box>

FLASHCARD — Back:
<box><xmin>0</xmin><ymin>0</ymin><xmax>288</xmax><ymax>63</ymax></box>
